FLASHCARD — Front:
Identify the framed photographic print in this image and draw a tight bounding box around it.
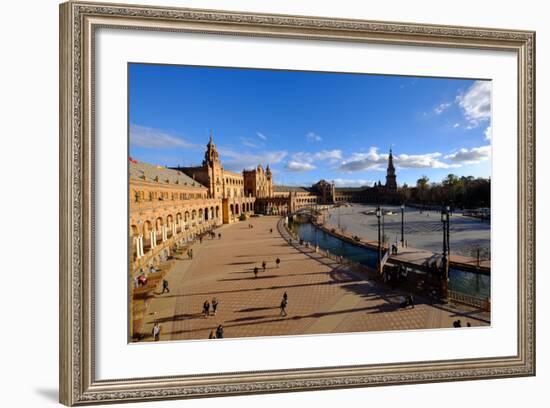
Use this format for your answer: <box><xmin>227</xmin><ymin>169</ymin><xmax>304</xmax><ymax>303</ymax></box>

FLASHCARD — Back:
<box><xmin>59</xmin><ymin>1</ymin><xmax>536</xmax><ymax>405</ymax></box>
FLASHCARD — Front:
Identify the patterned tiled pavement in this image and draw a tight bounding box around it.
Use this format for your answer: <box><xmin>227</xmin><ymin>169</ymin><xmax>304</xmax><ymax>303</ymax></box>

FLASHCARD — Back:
<box><xmin>138</xmin><ymin>216</ymin><xmax>490</xmax><ymax>342</ymax></box>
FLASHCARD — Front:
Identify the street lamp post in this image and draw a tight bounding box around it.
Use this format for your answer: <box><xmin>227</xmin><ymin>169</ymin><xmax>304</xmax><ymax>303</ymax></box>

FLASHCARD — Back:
<box><xmin>446</xmin><ymin>205</ymin><xmax>451</xmax><ymax>257</ymax></box>
<box><xmin>376</xmin><ymin>206</ymin><xmax>382</xmax><ymax>273</ymax></box>
<box><xmin>381</xmin><ymin>207</ymin><xmax>385</xmax><ymax>246</ymax></box>
<box><xmin>400</xmin><ymin>203</ymin><xmax>405</xmax><ymax>247</ymax></box>
<box><xmin>441</xmin><ymin>206</ymin><xmax>450</xmax><ymax>298</ymax></box>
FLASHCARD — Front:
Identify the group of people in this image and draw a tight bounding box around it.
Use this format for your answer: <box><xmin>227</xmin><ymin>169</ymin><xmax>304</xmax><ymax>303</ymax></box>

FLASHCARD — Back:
<box><xmin>252</xmin><ymin>258</ymin><xmax>282</xmax><ymax>278</ymax></box>
<box><xmin>203</xmin><ymin>298</ymin><xmax>219</xmax><ymax>317</ymax></box>
<box><xmin>452</xmin><ymin>319</ymin><xmax>472</xmax><ymax>328</ymax></box>
<box><xmin>209</xmin><ymin>325</ymin><xmax>224</xmax><ymax>339</ymax></box>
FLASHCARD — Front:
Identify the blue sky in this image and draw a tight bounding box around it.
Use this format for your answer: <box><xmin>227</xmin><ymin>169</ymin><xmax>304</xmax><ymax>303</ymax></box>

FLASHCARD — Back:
<box><xmin>129</xmin><ymin>63</ymin><xmax>491</xmax><ymax>187</ymax></box>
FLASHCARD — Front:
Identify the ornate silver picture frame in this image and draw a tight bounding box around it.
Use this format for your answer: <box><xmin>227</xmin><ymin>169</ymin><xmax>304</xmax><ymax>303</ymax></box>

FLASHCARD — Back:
<box><xmin>59</xmin><ymin>1</ymin><xmax>535</xmax><ymax>405</ymax></box>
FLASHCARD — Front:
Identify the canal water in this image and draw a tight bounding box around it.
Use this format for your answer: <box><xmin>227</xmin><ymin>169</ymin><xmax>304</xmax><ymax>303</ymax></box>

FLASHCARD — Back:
<box><xmin>291</xmin><ymin>221</ymin><xmax>490</xmax><ymax>299</ymax></box>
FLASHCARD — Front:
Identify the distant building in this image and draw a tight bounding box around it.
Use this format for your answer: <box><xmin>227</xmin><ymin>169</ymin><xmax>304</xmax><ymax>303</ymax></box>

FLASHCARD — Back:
<box><xmin>243</xmin><ymin>164</ymin><xmax>273</xmax><ymax>198</ymax></box>
<box><xmin>271</xmin><ymin>149</ymin><xmax>401</xmax><ymax>210</ymax></box>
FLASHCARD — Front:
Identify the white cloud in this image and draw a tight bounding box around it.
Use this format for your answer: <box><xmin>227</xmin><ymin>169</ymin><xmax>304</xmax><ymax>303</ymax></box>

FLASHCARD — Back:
<box><xmin>286</xmin><ymin>161</ymin><xmax>316</xmax><ymax>172</ymax></box>
<box><xmin>338</xmin><ymin>147</ymin><xmax>388</xmax><ymax>172</ymax></box>
<box><xmin>129</xmin><ymin>124</ymin><xmax>197</xmax><ymax>149</ymax></box>
<box><xmin>219</xmin><ymin>148</ymin><xmax>287</xmax><ymax>171</ymax></box>
<box><xmin>456</xmin><ymin>80</ymin><xmax>492</xmax><ymax>127</ymax></box>
<box><xmin>240</xmin><ymin>137</ymin><xmax>260</xmax><ymax>149</ymax></box>
<box><xmin>256</xmin><ymin>132</ymin><xmax>267</xmax><ymax>141</ymax></box>
<box><xmin>434</xmin><ymin>102</ymin><xmax>451</xmax><ymax>115</ymax></box>
<box><xmin>333</xmin><ymin>178</ymin><xmax>374</xmax><ymax>187</ymax></box>
<box><xmin>339</xmin><ymin>147</ymin><xmax>456</xmax><ymax>172</ymax></box>
<box><xmin>445</xmin><ymin>145</ymin><xmax>491</xmax><ymax>164</ymax></box>
<box><xmin>292</xmin><ymin>150</ymin><xmax>342</xmax><ymax>164</ymax></box>
<box><xmin>453</xmin><ymin>123</ymin><xmax>460</xmax><ymax>128</ymax></box>
<box><xmin>306</xmin><ymin>131</ymin><xmax>322</xmax><ymax>142</ymax></box>
<box><xmin>285</xmin><ymin>149</ymin><xmax>342</xmax><ymax>172</ymax></box>
<box><xmin>484</xmin><ymin>125</ymin><xmax>492</xmax><ymax>140</ymax></box>
<box><xmin>395</xmin><ymin>152</ymin><xmax>455</xmax><ymax>169</ymax></box>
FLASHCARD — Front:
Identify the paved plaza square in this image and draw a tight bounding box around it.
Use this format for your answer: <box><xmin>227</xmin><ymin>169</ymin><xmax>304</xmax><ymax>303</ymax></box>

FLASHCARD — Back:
<box><xmin>139</xmin><ymin>216</ymin><xmax>489</xmax><ymax>342</ymax></box>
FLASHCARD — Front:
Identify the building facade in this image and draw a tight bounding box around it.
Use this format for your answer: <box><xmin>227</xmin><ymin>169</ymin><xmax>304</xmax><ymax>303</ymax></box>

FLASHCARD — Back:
<box><xmin>243</xmin><ymin>164</ymin><xmax>273</xmax><ymax>198</ymax></box>
<box><xmin>171</xmin><ymin>135</ymin><xmax>256</xmax><ymax>224</ymax></box>
<box><xmin>270</xmin><ymin>149</ymin><xmax>401</xmax><ymax>211</ymax></box>
<box><xmin>130</xmin><ymin>145</ymin><xmax>401</xmax><ymax>272</ymax></box>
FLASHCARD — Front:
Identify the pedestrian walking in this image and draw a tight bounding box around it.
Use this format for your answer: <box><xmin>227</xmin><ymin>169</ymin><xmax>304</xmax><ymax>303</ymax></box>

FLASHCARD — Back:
<box><xmin>212</xmin><ymin>297</ymin><xmax>219</xmax><ymax>315</ymax></box>
<box><xmin>283</xmin><ymin>291</ymin><xmax>288</xmax><ymax>302</ymax></box>
<box><xmin>262</xmin><ymin>260</ymin><xmax>266</xmax><ymax>272</ymax></box>
<box><xmin>216</xmin><ymin>325</ymin><xmax>224</xmax><ymax>339</ymax></box>
<box><xmin>208</xmin><ymin>330</ymin><xmax>216</xmax><ymax>339</ymax></box>
<box><xmin>253</xmin><ymin>266</ymin><xmax>259</xmax><ymax>278</ymax></box>
<box><xmin>270</xmin><ymin>228</ymin><xmax>273</xmax><ymax>233</ymax></box>
<box><xmin>161</xmin><ymin>279</ymin><xmax>170</xmax><ymax>294</ymax></box>
<box><xmin>218</xmin><ymin>233</ymin><xmax>221</xmax><ymax>239</ymax></box>
<box><xmin>152</xmin><ymin>323</ymin><xmax>161</xmax><ymax>341</ymax></box>
<box><xmin>203</xmin><ymin>300</ymin><xmax>210</xmax><ymax>317</ymax></box>
<box><xmin>276</xmin><ymin>258</ymin><xmax>281</xmax><ymax>268</ymax></box>
<box><xmin>280</xmin><ymin>298</ymin><xmax>288</xmax><ymax>317</ymax></box>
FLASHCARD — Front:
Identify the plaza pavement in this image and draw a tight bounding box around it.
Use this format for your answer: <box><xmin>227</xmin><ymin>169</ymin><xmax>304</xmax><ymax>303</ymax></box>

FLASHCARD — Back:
<box><xmin>139</xmin><ymin>216</ymin><xmax>490</xmax><ymax>342</ymax></box>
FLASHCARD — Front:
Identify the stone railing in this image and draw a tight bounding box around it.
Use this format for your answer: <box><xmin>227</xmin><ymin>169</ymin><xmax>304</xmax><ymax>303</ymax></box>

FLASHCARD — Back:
<box><xmin>449</xmin><ymin>290</ymin><xmax>490</xmax><ymax>311</ymax></box>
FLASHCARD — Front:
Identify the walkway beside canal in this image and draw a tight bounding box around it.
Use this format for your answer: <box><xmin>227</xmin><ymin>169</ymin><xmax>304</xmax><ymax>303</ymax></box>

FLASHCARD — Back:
<box><xmin>136</xmin><ymin>216</ymin><xmax>490</xmax><ymax>342</ymax></box>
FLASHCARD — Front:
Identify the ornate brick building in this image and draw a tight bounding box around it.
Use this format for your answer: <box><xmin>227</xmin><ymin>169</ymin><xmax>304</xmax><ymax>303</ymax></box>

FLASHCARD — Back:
<box><xmin>171</xmin><ymin>134</ymin><xmax>256</xmax><ymax>224</ymax></box>
<box><xmin>243</xmin><ymin>164</ymin><xmax>273</xmax><ymax>198</ymax></box>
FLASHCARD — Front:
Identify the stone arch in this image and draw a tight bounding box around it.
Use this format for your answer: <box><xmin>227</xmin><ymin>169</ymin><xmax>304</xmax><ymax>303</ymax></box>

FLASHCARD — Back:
<box><xmin>176</xmin><ymin>213</ymin><xmax>182</xmax><ymax>232</ymax></box>
<box><xmin>166</xmin><ymin>214</ymin><xmax>174</xmax><ymax>237</ymax></box>
<box><xmin>230</xmin><ymin>204</ymin><xmax>234</xmax><ymax>216</ymax></box>
<box><xmin>130</xmin><ymin>225</ymin><xmax>139</xmax><ymax>261</ymax></box>
<box><xmin>216</xmin><ymin>206</ymin><xmax>220</xmax><ymax>219</ymax></box>
<box><xmin>204</xmin><ymin>207</ymin><xmax>209</xmax><ymax>221</ymax></box>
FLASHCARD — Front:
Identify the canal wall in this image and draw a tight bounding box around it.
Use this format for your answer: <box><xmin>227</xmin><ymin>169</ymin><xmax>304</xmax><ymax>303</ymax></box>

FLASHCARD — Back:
<box><xmin>309</xmin><ymin>212</ymin><xmax>490</xmax><ymax>276</ymax></box>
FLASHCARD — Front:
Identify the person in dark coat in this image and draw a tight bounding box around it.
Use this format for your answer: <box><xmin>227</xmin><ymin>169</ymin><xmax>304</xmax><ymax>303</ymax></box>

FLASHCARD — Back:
<box><xmin>212</xmin><ymin>297</ymin><xmax>219</xmax><ymax>315</ymax></box>
<box><xmin>162</xmin><ymin>279</ymin><xmax>170</xmax><ymax>294</ymax></box>
<box><xmin>216</xmin><ymin>325</ymin><xmax>224</xmax><ymax>339</ymax></box>
<box><xmin>280</xmin><ymin>298</ymin><xmax>288</xmax><ymax>316</ymax></box>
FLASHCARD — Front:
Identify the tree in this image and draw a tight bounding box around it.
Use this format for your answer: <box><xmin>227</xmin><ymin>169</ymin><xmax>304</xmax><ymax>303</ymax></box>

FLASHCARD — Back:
<box><xmin>416</xmin><ymin>176</ymin><xmax>430</xmax><ymax>206</ymax></box>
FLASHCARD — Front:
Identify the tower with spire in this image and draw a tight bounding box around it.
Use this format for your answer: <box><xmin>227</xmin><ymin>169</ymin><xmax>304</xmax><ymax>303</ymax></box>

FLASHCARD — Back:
<box><xmin>200</xmin><ymin>131</ymin><xmax>223</xmax><ymax>198</ymax></box>
<box><xmin>203</xmin><ymin>131</ymin><xmax>220</xmax><ymax>167</ymax></box>
<box><xmin>385</xmin><ymin>148</ymin><xmax>397</xmax><ymax>191</ymax></box>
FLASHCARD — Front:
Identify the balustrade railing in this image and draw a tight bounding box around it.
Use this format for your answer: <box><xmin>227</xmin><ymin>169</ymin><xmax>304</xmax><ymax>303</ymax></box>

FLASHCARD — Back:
<box><xmin>449</xmin><ymin>290</ymin><xmax>490</xmax><ymax>311</ymax></box>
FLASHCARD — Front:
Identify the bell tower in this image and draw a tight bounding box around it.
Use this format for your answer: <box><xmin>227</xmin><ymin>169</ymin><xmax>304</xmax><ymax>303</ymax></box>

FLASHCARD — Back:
<box><xmin>385</xmin><ymin>148</ymin><xmax>397</xmax><ymax>191</ymax></box>
<box><xmin>202</xmin><ymin>132</ymin><xmax>223</xmax><ymax>198</ymax></box>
